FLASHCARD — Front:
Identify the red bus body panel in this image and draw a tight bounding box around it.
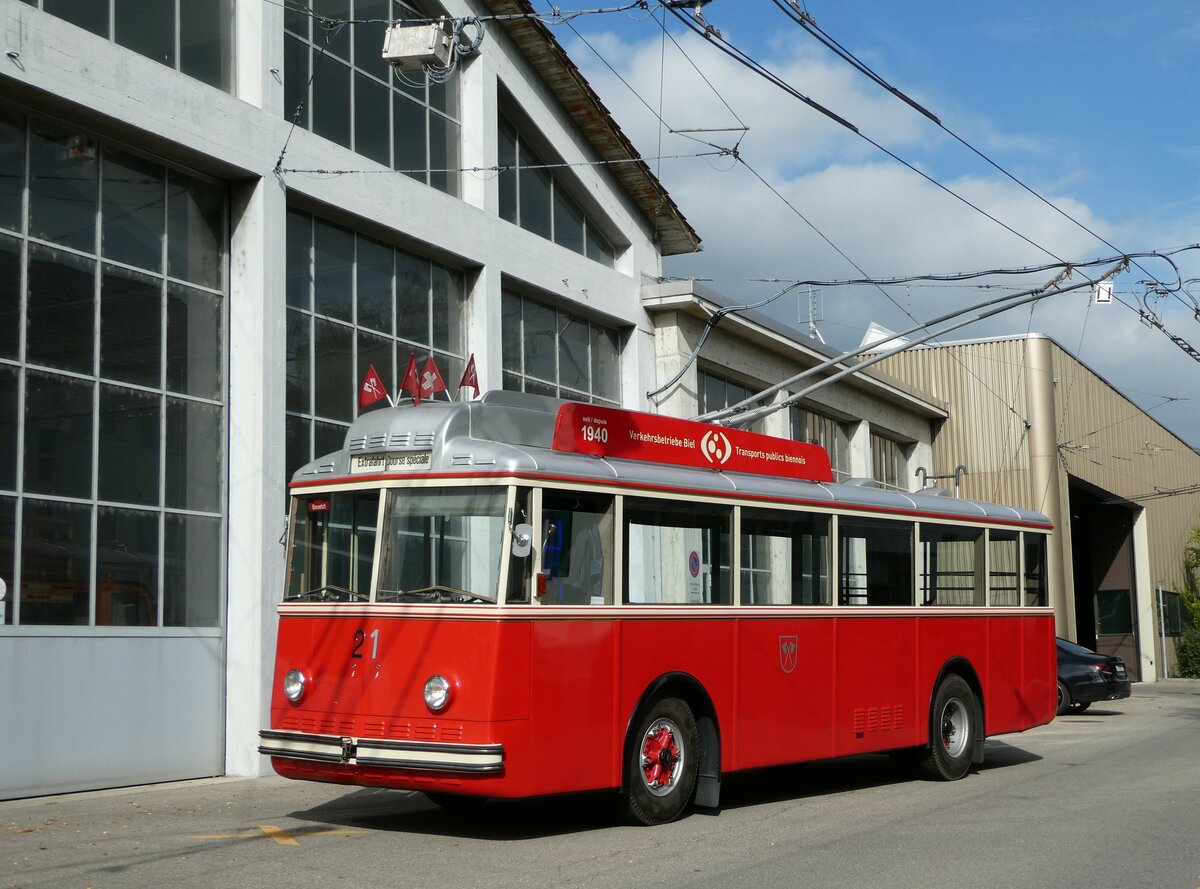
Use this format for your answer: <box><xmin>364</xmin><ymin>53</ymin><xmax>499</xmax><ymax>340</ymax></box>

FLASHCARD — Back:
<box><xmin>267</xmin><ymin>609</ymin><xmax>1056</xmax><ymax>797</ymax></box>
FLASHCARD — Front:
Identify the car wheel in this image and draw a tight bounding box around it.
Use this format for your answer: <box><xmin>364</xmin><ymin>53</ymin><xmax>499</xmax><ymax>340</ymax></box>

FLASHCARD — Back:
<box><xmin>626</xmin><ymin>697</ymin><xmax>699</xmax><ymax>826</ymax></box>
<box><xmin>917</xmin><ymin>675</ymin><xmax>978</xmax><ymax>781</ymax></box>
<box><xmin>1056</xmin><ymin>680</ymin><xmax>1071</xmax><ymax>717</ymax></box>
<box><xmin>1070</xmin><ymin>701</ymin><xmax>1091</xmax><ymax>713</ymax></box>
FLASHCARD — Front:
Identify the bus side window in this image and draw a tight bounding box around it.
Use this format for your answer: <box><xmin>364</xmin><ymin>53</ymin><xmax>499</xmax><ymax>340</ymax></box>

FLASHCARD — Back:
<box><xmin>538</xmin><ymin>493</ymin><xmax>614</xmax><ymax>605</ymax></box>
<box><xmin>506</xmin><ymin>490</ymin><xmax>532</xmax><ymax>604</ymax></box>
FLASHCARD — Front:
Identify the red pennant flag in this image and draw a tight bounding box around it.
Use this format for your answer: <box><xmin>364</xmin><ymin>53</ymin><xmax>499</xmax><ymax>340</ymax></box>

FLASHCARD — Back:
<box><xmin>458</xmin><ymin>353</ymin><xmax>479</xmax><ymax>399</ymax></box>
<box><xmin>358</xmin><ymin>364</ymin><xmax>389</xmax><ymax>412</ymax></box>
<box><xmin>420</xmin><ymin>355</ymin><xmax>448</xmax><ymax>400</ymax></box>
<box><xmin>401</xmin><ymin>353</ymin><xmax>420</xmax><ymax>405</ymax></box>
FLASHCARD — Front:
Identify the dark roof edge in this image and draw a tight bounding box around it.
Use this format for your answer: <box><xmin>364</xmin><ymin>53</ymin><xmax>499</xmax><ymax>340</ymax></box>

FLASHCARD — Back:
<box><xmin>484</xmin><ymin>0</ymin><xmax>701</xmax><ymax>256</ymax></box>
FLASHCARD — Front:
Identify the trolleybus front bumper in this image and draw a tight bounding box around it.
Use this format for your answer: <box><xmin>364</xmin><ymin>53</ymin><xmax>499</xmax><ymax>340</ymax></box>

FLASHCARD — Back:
<box><xmin>258</xmin><ymin>729</ymin><xmax>505</xmax><ymax>774</ymax></box>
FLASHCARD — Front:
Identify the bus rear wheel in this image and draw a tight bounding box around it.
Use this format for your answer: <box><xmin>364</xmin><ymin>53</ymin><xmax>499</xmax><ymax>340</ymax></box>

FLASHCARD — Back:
<box><xmin>917</xmin><ymin>675</ymin><xmax>978</xmax><ymax>781</ymax></box>
<box><xmin>626</xmin><ymin>697</ymin><xmax>699</xmax><ymax>826</ymax></box>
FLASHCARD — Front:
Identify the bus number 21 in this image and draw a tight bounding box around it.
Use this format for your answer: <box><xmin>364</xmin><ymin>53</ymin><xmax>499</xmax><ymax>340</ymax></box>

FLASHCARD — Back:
<box><xmin>352</xmin><ymin>628</ymin><xmax>380</xmax><ymax>660</ymax></box>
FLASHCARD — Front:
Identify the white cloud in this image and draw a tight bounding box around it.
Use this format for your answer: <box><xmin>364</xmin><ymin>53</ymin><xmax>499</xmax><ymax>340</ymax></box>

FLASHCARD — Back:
<box><xmin>568</xmin><ymin>27</ymin><xmax>1200</xmax><ymax>445</ymax></box>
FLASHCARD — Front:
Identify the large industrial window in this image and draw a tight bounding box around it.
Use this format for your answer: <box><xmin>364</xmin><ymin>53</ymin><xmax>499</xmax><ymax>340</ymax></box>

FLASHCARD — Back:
<box><xmin>497</xmin><ymin>114</ymin><xmax>617</xmax><ymax>267</ymax></box>
<box><xmin>0</xmin><ymin>108</ymin><xmax>226</xmax><ymax>628</ymax></box>
<box><xmin>25</xmin><ymin>0</ymin><xmax>233</xmax><ymax>91</ymax></box>
<box><xmin>792</xmin><ymin>406</ymin><xmax>850</xmax><ymax>480</ymax></box>
<box><xmin>697</xmin><ymin>369</ymin><xmax>766</xmax><ymax>434</ymax></box>
<box><xmin>284</xmin><ymin>0</ymin><xmax>460</xmax><ymax>194</ymax></box>
<box><xmin>870</xmin><ymin>431</ymin><xmax>910</xmax><ymax>490</ymax></box>
<box><xmin>285</xmin><ymin>208</ymin><xmax>466</xmax><ymax>482</ymax></box>
<box><xmin>500</xmin><ymin>292</ymin><xmax>620</xmax><ymax>405</ymax></box>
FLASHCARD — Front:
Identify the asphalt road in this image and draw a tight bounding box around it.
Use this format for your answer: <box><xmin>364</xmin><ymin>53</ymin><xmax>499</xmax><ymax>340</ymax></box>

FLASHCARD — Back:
<box><xmin>6</xmin><ymin>681</ymin><xmax>1200</xmax><ymax>889</ymax></box>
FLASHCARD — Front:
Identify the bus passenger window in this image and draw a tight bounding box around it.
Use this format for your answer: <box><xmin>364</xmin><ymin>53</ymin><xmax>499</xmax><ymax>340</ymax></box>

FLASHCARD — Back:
<box><xmin>988</xmin><ymin>529</ymin><xmax>1019</xmax><ymax>606</ymax></box>
<box><xmin>1023</xmin><ymin>533</ymin><xmax>1048</xmax><ymax>607</ymax></box>
<box><xmin>741</xmin><ymin>507</ymin><xmax>830</xmax><ymax>605</ymax></box>
<box><xmin>838</xmin><ymin>517</ymin><xmax>912</xmax><ymax>606</ymax></box>
<box><xmin>538</xmin><ymin>492</ymin><xmax>613</xmax><ymax>605</ymax></box>
<box><xmin>919</xmin><ymin>524</ymin><xmax>983</xmax><ymax>606</ymax></box>
<box><xmin>506</xmin><ymin>490</ymin><xmax>532</xmax><ymax>604</ymax></box>
<box><xmin>624</xmin><ymin>498</ymin><xmax>731</xmax><ymax>605</ymax></box>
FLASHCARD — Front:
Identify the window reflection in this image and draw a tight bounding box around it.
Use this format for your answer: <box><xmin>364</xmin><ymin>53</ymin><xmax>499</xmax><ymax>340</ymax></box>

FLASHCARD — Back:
<box><xmin>284</xmin><ymin>0</ymin><xmax>460</xmax><ymax>194</ymax></box>
<box><xmin>96</xmin><ymin>506</ymin><xmax>159</xmax><ymax>626</ymax></box>
<box><xmin>29</xmin><ymin>128</ymin><xmax>97</xmax><ymax>253</ymax></box>
<box><xmin>20</xmin><ymin>498</ymin><xmax>91</xmax><ymax>625</ymax></box>
<box><xmin>501</xmin><ymin>292</ymin><xmax>621</xmax><ymax>406</ymax></box>
<box><xmin>285</xmin><ymin>208</ymin><xmax>465</xmax><ymax>483</ymax></box>
<box><xmin>24</xmin><ymin>371</ymin><xmax>93</xmax><ymax>499</ymax></box>
<box><xmin>3</xmin><ymin>112</ymin><xmax>226</xmax><ymax>627</ymax></box>
<box><xmin>36</xmin><ymin>0</ymin><xmax>232</xmax><ymax>90</ymax></box>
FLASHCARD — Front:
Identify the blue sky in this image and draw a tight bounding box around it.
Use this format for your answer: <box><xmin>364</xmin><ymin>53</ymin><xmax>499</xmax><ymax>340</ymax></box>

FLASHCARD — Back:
<box><xmin>550</xmin><ymin>1</ymin><xmax>1200</xmax><ymax>448</ymax></box>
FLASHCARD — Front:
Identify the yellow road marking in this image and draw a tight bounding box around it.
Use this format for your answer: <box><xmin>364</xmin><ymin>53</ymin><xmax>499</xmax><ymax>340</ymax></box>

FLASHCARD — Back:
<box><xmin>258</xmin><ymin>825</ymin><xmax>300</xmax><ymax>846</ymax></box>
<box><xmin>190</xmin><ymin>825</ymin><xmax>361</xmax><ymax>846</ymax></box>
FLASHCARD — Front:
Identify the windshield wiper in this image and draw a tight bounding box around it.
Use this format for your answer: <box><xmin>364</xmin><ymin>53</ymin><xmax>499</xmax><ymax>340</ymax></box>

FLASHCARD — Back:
<box><xmin>376</xmin><ymin>585</ymin><xmax>496</xmax><ymax>604</ymax></box>
<box><xmin>284</xmin><ymin>584</ymin><xmax>368</xmax><ymax>603</ymax></box>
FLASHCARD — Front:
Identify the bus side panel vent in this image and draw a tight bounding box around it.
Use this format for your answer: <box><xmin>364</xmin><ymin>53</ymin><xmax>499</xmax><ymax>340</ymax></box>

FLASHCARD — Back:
<box><xmin>853</xmin><ymin>705</ymin><xmax>905</xmax><ymax>739</ymax></box>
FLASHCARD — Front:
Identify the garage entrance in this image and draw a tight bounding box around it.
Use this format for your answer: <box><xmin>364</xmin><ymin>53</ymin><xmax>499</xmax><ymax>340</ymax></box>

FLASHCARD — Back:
<box><xmin>1068</xmin><ymin>480</ymin><xmax>1141</xmax><ymax>679</ymax></box>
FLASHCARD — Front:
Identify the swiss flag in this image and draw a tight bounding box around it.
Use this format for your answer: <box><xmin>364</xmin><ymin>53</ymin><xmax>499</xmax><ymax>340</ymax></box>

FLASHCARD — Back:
<box><xmin>400</xmin><ymin>353</ymin><xmax>421</xmax><ymax>405</ymax></box>
<box><xmin>458</xmin><ymin>353</ymin><xmax>479</xmax><ymax>399</ymax></box>
<box><xmin>358</xmin><ymin>364</ymin><xmax>389</xmax><ymax>413</ymax></box>
<box><xmin>420</xmin><ymin>356</ymin><xmax>448</xmax><ymax>399</ymax></box>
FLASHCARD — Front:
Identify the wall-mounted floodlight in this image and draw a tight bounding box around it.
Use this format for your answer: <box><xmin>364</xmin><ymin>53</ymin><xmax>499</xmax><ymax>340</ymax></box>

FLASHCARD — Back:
<box><xmin>382</xmin><ymin>20</ymin><xmax>452</xmax><ymax>72</ymax></box>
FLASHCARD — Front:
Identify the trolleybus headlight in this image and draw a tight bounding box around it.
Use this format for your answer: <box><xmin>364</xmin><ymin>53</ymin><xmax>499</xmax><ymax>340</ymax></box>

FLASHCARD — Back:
<box><xmin>424</xmin><ymin>674</ymin><xmax>452</xmax><ymax>711</ymax></box>
<box><xmin>283</xmin><ymin>669</ymin><xmax>306</xmax><ymax>703</ymax></box>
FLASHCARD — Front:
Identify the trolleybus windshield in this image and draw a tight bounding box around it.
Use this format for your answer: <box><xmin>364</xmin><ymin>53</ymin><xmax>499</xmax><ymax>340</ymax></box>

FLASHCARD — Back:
<box><xmin>376</xmin><ymin>485</ymin><xmax>508</xmax><ymax>604</ymax></box>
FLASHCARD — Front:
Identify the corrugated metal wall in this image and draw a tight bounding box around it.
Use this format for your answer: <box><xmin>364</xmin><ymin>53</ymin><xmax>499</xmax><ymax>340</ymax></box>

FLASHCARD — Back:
<box><xmin>876</xmin><ymin>338</ymin><xmax>1037</xmax><ymax>509</ymax></box>
<box><xmin>878</xmin><ymin>335</ymin><xmax>1200</xmax><ymax>593</ymax></box>
<box><xmin>1047</xmin><ymin>341</ymin><xmax>1200</xmax><ymax>593</ymax></box>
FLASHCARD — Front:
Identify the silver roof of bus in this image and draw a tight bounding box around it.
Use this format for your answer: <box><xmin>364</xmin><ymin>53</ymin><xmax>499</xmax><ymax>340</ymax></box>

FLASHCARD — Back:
<box><xmin>293</xmin><ymin>391</ymin><xmax>1051</xmax><ymax>527</ymax></box>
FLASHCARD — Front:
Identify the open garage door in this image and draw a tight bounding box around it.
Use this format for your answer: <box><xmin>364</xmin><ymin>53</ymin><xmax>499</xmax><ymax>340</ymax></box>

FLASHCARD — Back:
<box><xmin>1069</xmin><ymin>481</ymin><xmax>1141</xmax><ymax>680</ymax></box>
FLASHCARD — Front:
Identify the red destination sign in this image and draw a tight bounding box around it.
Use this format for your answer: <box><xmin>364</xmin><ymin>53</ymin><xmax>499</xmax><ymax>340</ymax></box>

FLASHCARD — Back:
<box><xmin>552</xmin><ymin>404</ymin><xmax>832</xmax><ymax>483</ymax></box>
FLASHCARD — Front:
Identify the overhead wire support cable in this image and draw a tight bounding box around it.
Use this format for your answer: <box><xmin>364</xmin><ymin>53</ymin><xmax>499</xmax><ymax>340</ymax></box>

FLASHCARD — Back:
<box><xmin>773</xmin><ymin>1</ymin><xmax>941</xmax><ymax>125</ymax></box>
<box><xmin>774</xmin><ymin>3</ymin><xmax>1195</xmax><ymax>312</ymax></box>
<box><xmin>698</xmin><ymin>262</ymin><xmax>1129</xmax><ymax>428</ymax></box>
<box><xmin>659</xmin><ymin>3</ymin><xmax>1073</xmax><ymax>266</ymax></box>
<box><xmin>278</xmin><ymin>0</ymin><xmax>650</xmax><ymax>27</ymax></box>
<box><xmin>646</xmin><ymin>281</ymin><xmax>807</xmax><ymax>401</ymax></box>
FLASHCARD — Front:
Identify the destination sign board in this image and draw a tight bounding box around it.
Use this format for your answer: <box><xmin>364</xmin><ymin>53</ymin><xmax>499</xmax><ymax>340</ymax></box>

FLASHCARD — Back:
<box><xmin>552</xmin><ymin>404</ymin><xmax>832</xmax><ymax>482</ymax></box>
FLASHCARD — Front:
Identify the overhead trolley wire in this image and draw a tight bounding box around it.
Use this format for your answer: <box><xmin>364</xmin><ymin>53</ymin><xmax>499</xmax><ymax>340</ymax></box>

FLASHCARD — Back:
<box><xmin>772</xmin><ymin>1</ymin><xmax>1198</xmax><ymax>315</ymax></box>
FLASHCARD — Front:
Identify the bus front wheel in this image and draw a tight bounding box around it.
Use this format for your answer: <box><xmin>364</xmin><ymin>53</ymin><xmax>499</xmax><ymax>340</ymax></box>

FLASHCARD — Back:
<box><xmin>917</xmin><ymin>675</ymin><xmax>978</xmax><ymax>781</ymax></box>
<box><xmin>626</xmin><ymin>697</ymin><xmax>699</xmax><ymax>826</ymax></box>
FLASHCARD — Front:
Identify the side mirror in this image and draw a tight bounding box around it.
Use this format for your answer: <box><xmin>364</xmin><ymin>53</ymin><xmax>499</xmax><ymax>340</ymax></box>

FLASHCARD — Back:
<box><xmin>511</xmin><ymin>523</ymin><xmax>533</xmax><ymax>559</ymax></box>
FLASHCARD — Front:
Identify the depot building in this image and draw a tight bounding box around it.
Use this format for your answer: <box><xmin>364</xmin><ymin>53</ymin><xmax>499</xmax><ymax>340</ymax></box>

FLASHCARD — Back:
<box><xmin>1</xmin><ymin>0</ymin><xmax>1193</xmax><ymax>801</ymax></box>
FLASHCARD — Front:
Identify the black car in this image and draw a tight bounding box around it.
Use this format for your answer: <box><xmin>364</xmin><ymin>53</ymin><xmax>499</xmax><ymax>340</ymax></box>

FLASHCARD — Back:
<box><xmin>1056</xmin><ymin>638</ymin><xmax>1132</xmax><ymax>716</ymax></box>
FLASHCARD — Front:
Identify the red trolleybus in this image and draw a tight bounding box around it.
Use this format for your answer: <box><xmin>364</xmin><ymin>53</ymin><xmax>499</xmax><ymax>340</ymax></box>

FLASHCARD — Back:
<box><xmin>260</xmin><ymin>392</ymin><xmax>1055</xmax><ymax>825</ymax></box>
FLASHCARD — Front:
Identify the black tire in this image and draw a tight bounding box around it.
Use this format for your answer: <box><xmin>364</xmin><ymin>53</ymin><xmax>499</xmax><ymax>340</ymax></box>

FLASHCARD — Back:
<box><xmin>1071</xmin><ymin>701</ymin><xmax>1091</xmax><ymax>713</ymax></box>
<box><xmin>625</xmin><ymin>697</ymin><xmax>699</xmax><ymax>826</ymax></box>
<box><xmin>916</xmin><ymin>675</ymin><xmax>978</xmax><ymax>781</ymax></box>
<box><xmin>1056</xmin><ymin>680</ymin><xmax>1071</xmax><ymax>717</ymax></box>
<box><xmin>425</xmin><ymin>792</ymin><xmax>487</xmax><ymax>810</ymax></box>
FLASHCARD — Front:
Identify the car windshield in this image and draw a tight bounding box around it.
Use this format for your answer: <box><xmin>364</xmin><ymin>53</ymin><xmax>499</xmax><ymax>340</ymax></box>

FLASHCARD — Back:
<box><xmin>377</xmin><ymin>486</ymin><xmax>508</xmax><ymax>605</ymax></box>
<box><xmin>285</xmin><ymin>491</ymin><xmax>379</xmax><ymax>603</ymax></box>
